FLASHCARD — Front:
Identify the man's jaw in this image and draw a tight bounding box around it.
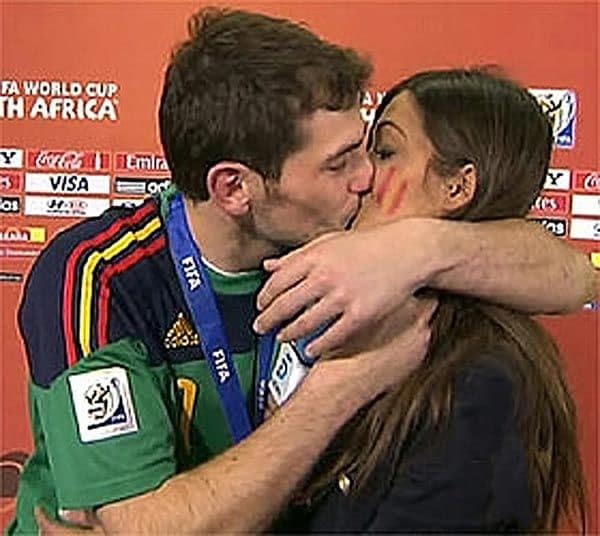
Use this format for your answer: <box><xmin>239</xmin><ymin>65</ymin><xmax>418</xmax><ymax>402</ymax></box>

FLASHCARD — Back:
<box><xmin>346</xmin><ymin>197</ymin><xmax>364</xmax><ymax>230</ymax></box>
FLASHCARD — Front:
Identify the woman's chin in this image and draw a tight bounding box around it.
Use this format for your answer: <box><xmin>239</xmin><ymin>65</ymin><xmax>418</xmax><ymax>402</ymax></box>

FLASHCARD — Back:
<box><xmin>353</xmin><ymin>203</ymin><xmax>401</xmax><ymax>230</ymax></box>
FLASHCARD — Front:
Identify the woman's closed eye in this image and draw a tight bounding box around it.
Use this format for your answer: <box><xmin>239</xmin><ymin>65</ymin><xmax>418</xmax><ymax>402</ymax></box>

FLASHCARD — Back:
<box><xmin>371</xmin><ymin>146</ymin><xmax>395</xmax><ymax>161</ymax></box>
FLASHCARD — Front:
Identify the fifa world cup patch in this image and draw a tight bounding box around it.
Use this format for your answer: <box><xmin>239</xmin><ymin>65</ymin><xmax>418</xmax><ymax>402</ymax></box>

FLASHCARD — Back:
<box><xmin>68</xmin><ymin>367</ymin><xmax>138</xmax><ymax>443</ymax></box>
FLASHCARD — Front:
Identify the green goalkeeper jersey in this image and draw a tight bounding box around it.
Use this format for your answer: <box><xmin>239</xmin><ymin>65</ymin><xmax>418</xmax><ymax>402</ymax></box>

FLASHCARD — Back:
<box><xmin>9</xmin><ymin>188</ymin><xmax>264</xmax><ymax>534</ymax></box>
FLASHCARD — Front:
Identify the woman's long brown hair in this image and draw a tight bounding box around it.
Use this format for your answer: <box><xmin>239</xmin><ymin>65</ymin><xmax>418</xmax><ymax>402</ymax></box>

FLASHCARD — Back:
<box><xmin>301</xmin><ymin>70</ymin><xmax>587</xmax><ymax>532</ymax></box>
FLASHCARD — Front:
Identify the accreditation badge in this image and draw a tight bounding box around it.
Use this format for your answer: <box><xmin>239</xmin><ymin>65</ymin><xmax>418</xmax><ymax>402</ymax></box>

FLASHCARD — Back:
<box><xmin>268</xmin><ymin>341</ymin><xmax>312</xmax><ymax>407</ymax></box>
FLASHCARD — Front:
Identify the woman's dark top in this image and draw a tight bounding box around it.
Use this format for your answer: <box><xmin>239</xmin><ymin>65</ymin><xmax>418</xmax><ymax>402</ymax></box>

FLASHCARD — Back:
<box><xmin>274</xmin><ymin>352</ymin><xmax>532</xmax><ymax>533</ymax></box>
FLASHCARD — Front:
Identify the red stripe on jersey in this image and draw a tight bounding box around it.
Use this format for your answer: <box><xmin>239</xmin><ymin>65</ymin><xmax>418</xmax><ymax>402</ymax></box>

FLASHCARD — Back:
<box><xmin>63</xmin><ymin>201</ymin><xmax>156</xmax><ymax>367</ymax></box>
<box><xmin>96</xmin><ymin>234</ymin><xmax>167</xmax><ymax>347</ymax></box>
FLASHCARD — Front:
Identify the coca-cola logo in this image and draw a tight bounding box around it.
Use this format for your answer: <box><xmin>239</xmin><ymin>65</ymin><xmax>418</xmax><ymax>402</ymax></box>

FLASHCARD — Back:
<box><xmin>35</xmin><ymin>151</ymin><xmax>83</xmax><ymax>170</ymax></box>
<box><xmin>27</xmin><ymin>150</ymin><xmax>109</xmax><ymax>171</ymax></box>
<box><xmin>583</xmin><ymin>173</ymin><xmax>600</xmax><ymax>191</ymax></box>
<box><xmin>573</xmin><ymin>171</ymin><xmax>600</xmax><ymax>193</ymax></box>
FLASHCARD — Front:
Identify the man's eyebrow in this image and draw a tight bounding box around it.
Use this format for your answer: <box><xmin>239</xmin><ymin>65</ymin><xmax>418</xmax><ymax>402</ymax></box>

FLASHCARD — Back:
<box><xmin>374</xmin><ymin>120</ymin><xmax>408</xmax><ymax>141</ymax></box>
<box><xmin>325</xmin><ymin>124</ymin><xmax>368</xmax><ymax>162</ymax></box>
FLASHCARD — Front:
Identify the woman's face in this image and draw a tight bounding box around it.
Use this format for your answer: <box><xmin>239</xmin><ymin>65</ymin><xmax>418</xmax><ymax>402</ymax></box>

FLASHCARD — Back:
<box><xmin>355</xmin><ymin>91</ymin><xmax>454</xmax><ymax>229</ymax></box>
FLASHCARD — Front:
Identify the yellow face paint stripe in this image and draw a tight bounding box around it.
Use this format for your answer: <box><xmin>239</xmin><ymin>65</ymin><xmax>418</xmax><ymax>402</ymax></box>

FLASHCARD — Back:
<box><xmin>78</xmin><ymin>217</ymin><xmax>161</xmax><ymax>356</ymax></box>
<box><xmin>381</xmin><ymin>177</ymin><xmax>403</xmax><ymax>214</ymax></box>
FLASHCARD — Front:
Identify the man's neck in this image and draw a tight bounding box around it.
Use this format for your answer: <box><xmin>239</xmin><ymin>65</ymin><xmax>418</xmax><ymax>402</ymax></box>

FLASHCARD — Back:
<box><xmin>184</xmin><ymin>198</ymin><xmax>278</xmax><ymax>273</ymax></box>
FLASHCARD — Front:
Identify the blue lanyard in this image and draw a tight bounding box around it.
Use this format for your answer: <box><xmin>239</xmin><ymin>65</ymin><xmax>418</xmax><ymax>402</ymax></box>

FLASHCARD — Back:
<box><xmin>166</xmin><ymin>192</ymin><xmax>275</xmax><ymax>443</ymax></box>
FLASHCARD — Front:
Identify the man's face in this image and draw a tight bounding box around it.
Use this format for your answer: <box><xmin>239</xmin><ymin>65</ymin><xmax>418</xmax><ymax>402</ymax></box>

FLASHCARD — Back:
<box><xmin>251</xmin><ymin>105</ymin><xmax>374</xmax><ymax>248</ymax></box>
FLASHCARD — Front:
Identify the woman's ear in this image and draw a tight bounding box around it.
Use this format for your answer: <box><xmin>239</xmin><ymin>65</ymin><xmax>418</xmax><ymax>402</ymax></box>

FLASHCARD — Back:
<box><xmin>441</xmin><ymin>163</ymin><xmax>477</xmax><ymax>213</ymax></box>
<box><xmin>206</xmin><ymin>162</ymin><xmax>254</xmax><ymax>216</ymax></box>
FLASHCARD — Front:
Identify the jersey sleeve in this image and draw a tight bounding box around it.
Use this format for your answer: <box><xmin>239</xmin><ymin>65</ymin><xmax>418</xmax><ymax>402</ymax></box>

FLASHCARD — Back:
<box><xmin>365</xmin><ymin>355</ymin><xmax>532</xmax><ymax>532</ymax></box>
<box><xmin>31</xmin><ymin>337</ymin><xmax>178</xmax><ymax>509</ymax></box>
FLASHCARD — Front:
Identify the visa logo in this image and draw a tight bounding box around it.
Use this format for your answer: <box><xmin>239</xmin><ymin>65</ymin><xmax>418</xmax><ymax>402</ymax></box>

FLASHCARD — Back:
<box><xmin>50</xmin><ymin>174</ymin><xmax>89</xmax><ymax>192</ymax></box>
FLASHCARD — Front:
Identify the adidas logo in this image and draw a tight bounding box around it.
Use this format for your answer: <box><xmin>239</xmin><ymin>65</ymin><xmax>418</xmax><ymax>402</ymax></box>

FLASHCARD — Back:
<box><xmin>164</xmin><ymin>312</ymin><xmax>200</xmax><ymax>349</ymax></box>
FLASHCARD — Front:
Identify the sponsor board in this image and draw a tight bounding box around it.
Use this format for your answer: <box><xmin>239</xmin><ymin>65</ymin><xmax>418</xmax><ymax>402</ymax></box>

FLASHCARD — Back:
<box><xmin>569</xmin><ymin>218</ymin><xmax>600</xmax><ymax>241</ymax></box>
<box><xmin>25</xmin><ymin>172</ymin><xmax>110</xmax><ymax>195</ymax></box>
<box><xmin>543</xmin><ymin>168</ymin><xmax>571</xmax><ymax>191</ymax></box>
<box><xmin>111</xmin><ymin>198</ymin><xmax>145</xmax><ymax>208</ymax></box>
<box><xmin>0</xmin><ymin>272</ymin><xmax>24</xmax><ymax>283</ymax></box>
<box><xmin>573</xmin><ymin>171</ymin><xmax>600</xmax><ymax>193</ymax></box>
<box><xmin>0</xmin><ymin>172</ymin><xmax>22</xmax><ymax>193</ymax></box>
<box><xmin>1</xmin><ymin>80</ymin><xmax>119</xmax><ymax>121</ymax></box>
<box><xmin>113</xmin><ymin>177</ymin><xmax>171</xmax><ymax>196</ymax></box>
<box><xmin>114</xmin><ymin>153</ymin><xmax>169</xmax><ymax>173</ymax></box>
<box><xmin>530</xmin><ymin>192</ymin><xmax>569</xmax><ymax>216</ymax></box>
<box><xmin>0</xmin><ymin>196</ymin><xmax>21</xmax><ymax>213</ymax></box>
<box><xmin>27</xmin><ymin>150</ymin><xmax>110</xmax><ymax>171</ymax></box>
<box><xmin>571</xmin><ymin>194</ymin><xmax>600</xmax><ymax>217</ymax></box>
<box><xmin>268</xmin><ymin>342</ymin><xmax>311</xmax><ymax>407</ymax></box>
<box><xmin>0</xmin><ymin>226</ymin><xmax>46</xmax><ymax>244</ymax></box>
<box><xmin>529</xmin><ymin>89</ymin><xmax>576</xmax><ymax>149</ymax></box>
<box><xmin>0</xmin><ymin>247</ymin><xmax>41</xmax><ymax>258</ymax></box>
<box><xmin>24</xmin><ymin>196</ymin><xmax>109</xmax><ymax>218</ymax></box>
<box><xmin>360</xmin><ymin>89</ymin><xmax>385</xmax><ymax>123</ymax></box>
<box><xmin>0</xmin><ymin>148</ymin><xmax>24</xmax><ymax>169</ymax></box>
<box><xmin>529</xmin><ymin>217</ymin><xmax>567</xmax><ymax>238</ymax></box>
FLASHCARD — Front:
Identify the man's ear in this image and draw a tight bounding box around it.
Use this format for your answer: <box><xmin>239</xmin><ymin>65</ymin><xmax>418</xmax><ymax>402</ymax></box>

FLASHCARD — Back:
<box><xmin>442</xmin><ymin>163</ymin><xmax>477</xmax><ymax>213</ymax></box>
<box><xmin>206</xmin><ymin>162</ymin><xmax>255</xmax><ymax>216</ymax></box>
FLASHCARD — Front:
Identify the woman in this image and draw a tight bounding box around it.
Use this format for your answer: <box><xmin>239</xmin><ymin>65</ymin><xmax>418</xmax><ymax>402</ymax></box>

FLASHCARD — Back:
<box><xmin>274</xmin><ymin>69</ymin><xmax>587</xmax><ymax>533</ymax></box>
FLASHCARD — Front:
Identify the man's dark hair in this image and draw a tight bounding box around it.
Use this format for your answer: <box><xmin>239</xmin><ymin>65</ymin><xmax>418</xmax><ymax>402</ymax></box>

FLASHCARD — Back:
<box><xmin>159</xmin><ymin>8</ymin><xmax>372</xmax><ymax>200</ymax></box>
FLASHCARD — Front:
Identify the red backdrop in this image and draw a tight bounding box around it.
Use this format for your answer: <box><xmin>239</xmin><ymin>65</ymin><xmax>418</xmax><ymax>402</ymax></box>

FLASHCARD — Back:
<box><xmin>1</xmin><ymin>1</ymin><xmax>598</xmax><ymax>532</ymax></box>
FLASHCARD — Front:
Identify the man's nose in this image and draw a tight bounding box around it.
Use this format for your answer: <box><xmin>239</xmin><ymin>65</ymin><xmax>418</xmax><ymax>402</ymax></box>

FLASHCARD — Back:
<box><xmin>349</xmin><ymin>154</ymin><xmax>374</xmax><ymax>194</ymax></box>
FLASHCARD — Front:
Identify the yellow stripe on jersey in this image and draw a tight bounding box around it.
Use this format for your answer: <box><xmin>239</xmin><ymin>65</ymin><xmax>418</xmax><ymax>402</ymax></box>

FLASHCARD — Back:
<box><xmin>177</xmin><ymin>377</ymin><xmax>199</xmax><ymax>454</ymax></box>
<box><xmin>78</xmin><ymin>217</ymin><xmax>161</xmax><ymax>356</ymax></box>
<box><xmin>591</xmin><ymin>252</ymin><xmax>600</xmax><ymax>269</ymax></box>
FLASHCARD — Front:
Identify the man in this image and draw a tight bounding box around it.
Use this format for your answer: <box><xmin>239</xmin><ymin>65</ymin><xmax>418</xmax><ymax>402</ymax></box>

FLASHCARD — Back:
<box><xmin>15</xmin><ymin>7</ymin><xmax>595</xmax><ymax>535</ymax></box>
<box><xmin>10</xmin><ymin>9</ymin><xmax>428</xmax><ymax>534</ymax></box>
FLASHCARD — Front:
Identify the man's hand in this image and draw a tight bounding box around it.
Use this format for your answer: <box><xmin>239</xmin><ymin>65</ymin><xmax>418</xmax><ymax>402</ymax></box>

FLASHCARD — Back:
<box><xmin>324</xmin><ymin>296</ymin><xmax>436</xmax><ymax>394</ymax></box>
<box><xmin>35</xmin><ymin>508</ymin><xmax>103</xmax><ymax>535</ymax></box>
<box><xmin>254</xmin><ymin>223</ymin><xmax>436</xmax><ymax>357</ymax></box>
<box><xmin>266</xmin><ymin>296</ymin><xmax>436</xmax><ymax>412</ymax></box>
<box><xmin>254</xmin><ymin>218</ymin><xmax>596</xmax><ymax>357</ymax></box>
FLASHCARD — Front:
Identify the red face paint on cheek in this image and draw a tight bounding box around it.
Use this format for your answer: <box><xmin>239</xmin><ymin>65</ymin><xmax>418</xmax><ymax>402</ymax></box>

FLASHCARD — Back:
<box><xmin>386</xmin><ymin>181</ymin><xmax>408</xmax><ymax>215</ymax></box>
<box><xmin>374</xmin><ymin>166</ymin><xmax>396</xmax><ymax>206</ymax></box>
